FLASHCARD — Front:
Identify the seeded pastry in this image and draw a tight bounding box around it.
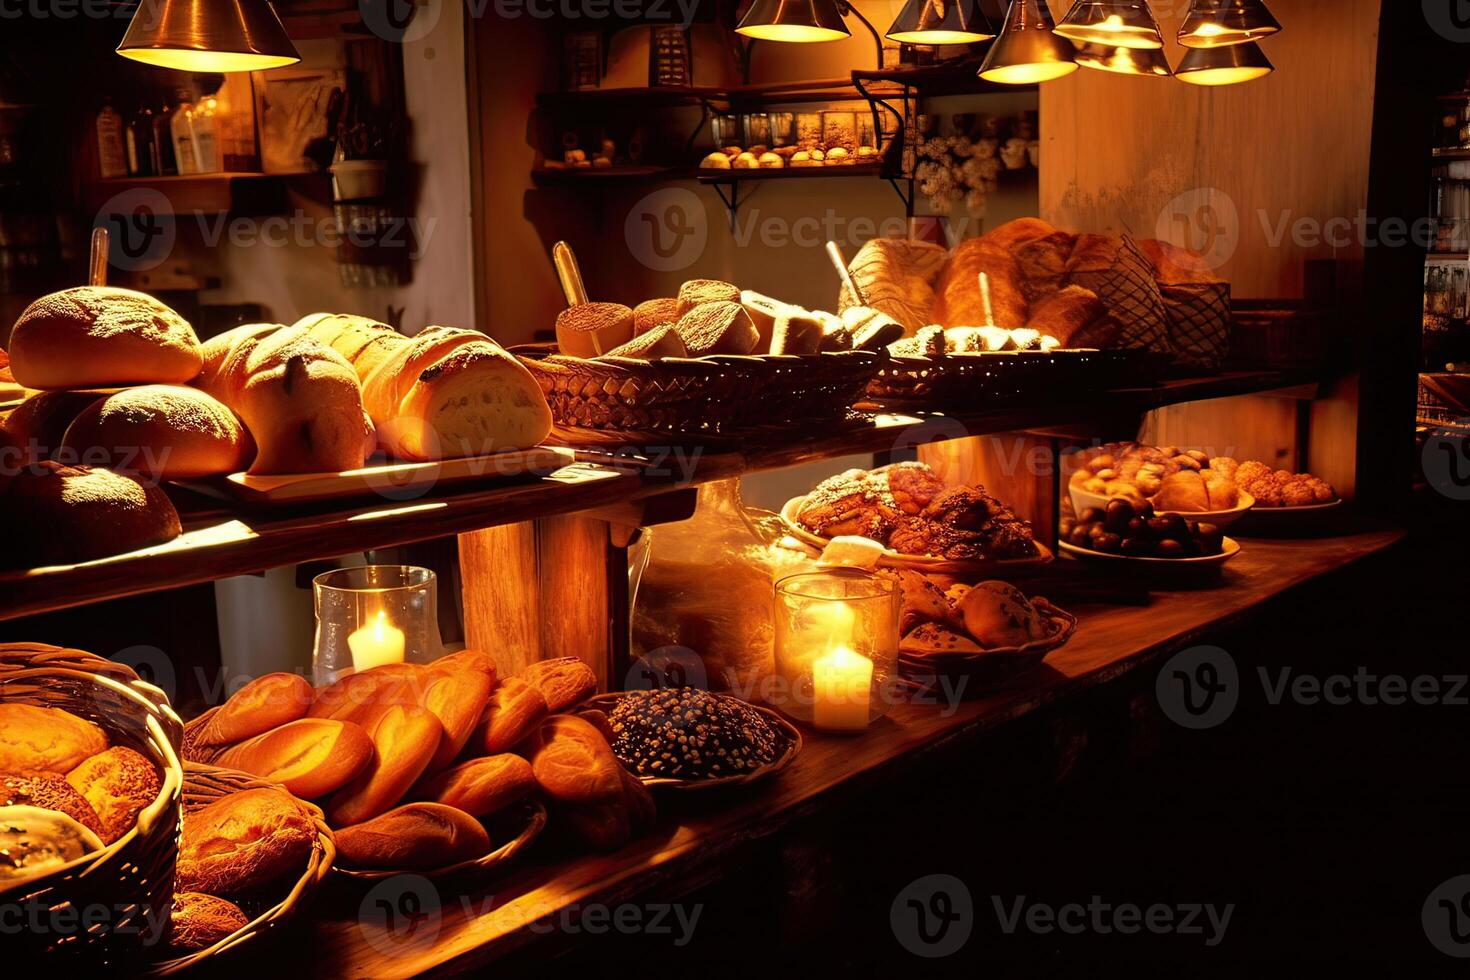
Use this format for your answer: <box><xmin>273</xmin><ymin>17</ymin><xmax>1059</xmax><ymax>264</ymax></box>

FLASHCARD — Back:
<box><xmin>607</xmin><ymin>689</ymin><xmax>781</xmax><ymax>779</ymax></box>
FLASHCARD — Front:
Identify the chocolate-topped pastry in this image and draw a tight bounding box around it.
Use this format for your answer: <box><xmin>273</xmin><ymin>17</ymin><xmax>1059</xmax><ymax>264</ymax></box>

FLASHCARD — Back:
<box><xmin>797</xmin><ymin>469</ymin><xmax>899</xmax><ymax>541</ymax></box>
<box><xmin>608</xmin><ymin>689</ymin><xmax>781</xmax><ymax>780</ymax></box>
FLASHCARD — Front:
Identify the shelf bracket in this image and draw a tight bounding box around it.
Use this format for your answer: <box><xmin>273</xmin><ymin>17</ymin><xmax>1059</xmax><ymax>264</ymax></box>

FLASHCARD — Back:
<box><xmin>886</xmin><ymin>175</ymin><xmax>915</xmax><ymax>217</ymax></box>
<box><xmin>709</xmin><ymin>180</ymin><xmax>745</xmax><ymax>231</ymax></box>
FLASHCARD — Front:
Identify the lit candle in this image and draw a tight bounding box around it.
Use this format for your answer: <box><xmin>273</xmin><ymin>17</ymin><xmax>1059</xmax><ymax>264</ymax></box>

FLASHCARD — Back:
<box><xmin>347</xmin><ymin>611</ymin><xmax>405</xmax><ymax>672</ymax></box>
<box><xmin>811</xmin><ymin>644</ymin><xmax>873</xmax><ymax>732</ymax></box>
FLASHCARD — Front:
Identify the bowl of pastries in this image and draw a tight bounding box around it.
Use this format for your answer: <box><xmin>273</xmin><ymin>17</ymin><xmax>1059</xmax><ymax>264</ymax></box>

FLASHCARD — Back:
<box><xmin>886</xmin><ymin>570</ymin><xmax>1076</xmax><ymax>690</ymax></box>
<box><xmin>782</xmin><ymin>461</ymin><xmax>1050</xmax><ymax>572</ymax></box>
<box><xmin>1068</xmin><ymin>443</ymin><xmax>1255</xmax><ymax>529</ymax></box>
<box><xmin>184</xmin><ymin>653</ymin><xmax>660</xmax><ymax>875</ymax></box>
<box><xmin>0</xmin><ymin>642</ymin><xmax>183</xmax><ymax>965</ymax></box>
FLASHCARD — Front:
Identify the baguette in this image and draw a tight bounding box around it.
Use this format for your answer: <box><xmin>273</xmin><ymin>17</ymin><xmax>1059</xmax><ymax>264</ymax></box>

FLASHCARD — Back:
<box><xmin>415</xmin><ymin>754</ymin><xmax>534</xmax><ymax>817</ymax></box>
<box><xmin>333</xmin><ymin>802</ymin><xmax>489</xmax><ymax>871</ymax></box>
<box><xmin>520</xmin><ymin>657</ymin><xmax>597</xmax><ymax>713</ymax></box>
<box><xmin>422</xmin><ymin>668</ymin><xmax>493</xmax><ymax>772</ymax></box>
<box><xmin>197</xmin><ymin>672</ymin><xmax>314</xmax><ymax>746</ymax></box>
<box><xmin>328</xmin><ymin>704</ymin><xmax>444</xmax><ymax>826</ymax></box>
<box><xmin>216</xmin><ymin>718</ymin><xmax>374</xmax><ymax>798</ymax></box>
<box><xmin>525</xmin><ymin>714</ymin><xmax>623</xmax><ymax>803</ymax></box>
<box><xmin>476</xmin><ymin>677</ymin><xmax>548</xmax><ymax>754</ymax></box>
<box><xmin>195</xmin><ymin>323</ymin><xmax>373</xmax><ymax>475</ymax></box>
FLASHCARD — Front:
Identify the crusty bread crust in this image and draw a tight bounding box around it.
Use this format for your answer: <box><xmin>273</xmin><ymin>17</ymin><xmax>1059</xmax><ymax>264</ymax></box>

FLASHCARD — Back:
<box><xmin>9</xmin><ymin>286</ymin><xmax>202</xmax><ymax>389</ymax></box>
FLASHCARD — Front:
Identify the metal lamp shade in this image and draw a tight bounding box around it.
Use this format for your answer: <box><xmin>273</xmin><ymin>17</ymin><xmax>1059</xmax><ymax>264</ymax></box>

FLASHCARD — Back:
<box><xmin>885</xmin><ymin>0</ymin><xmax>995</xmax><ymax>45</ymax></box>
<box><xmin>736</xmin><ymin>0</ymin><xmax>852</xmax><ymax>42</ymax></box>
<box><xmin>978</xmin><ymin>0</ymin><xmax>1078</xmax><ymax>85</ymax></box>
<box><xmin>1175</xmin><ymin>40</ymin><xmax>1273</xmax><ymax>85</ymax></box>
<box><xmin>117</xmin><ymin>0</ymin><xmax>301</xmax><ymax>72</ymax></box>
<box><xmin>1074</xmin><ymin>42</ymin><xmax>1172</xmax><ymax>76</ymax></box>
<box><xmin>1177</xmin><ymin>0</ymin><xmax>1280</xmax><ymax>49</ymax></box>
<box><xmin>1054</xmin><ymin>1</ymin><xmax>1165</xmax><ymax>50</ymax></box>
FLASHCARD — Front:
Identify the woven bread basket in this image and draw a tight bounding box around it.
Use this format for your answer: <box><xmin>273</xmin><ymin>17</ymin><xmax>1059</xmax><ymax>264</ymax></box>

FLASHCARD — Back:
<box><xmin>0</xmin><ymin>642</ymin><xmax>183</xmax><ymax>967</ymax></box>
<box><xmin>146</xmin><ymin>763</ymin><xmax>334</xmax><ymax>976</ymax></box>
<box><xmin>514</xmin><ymin>347</ymin><xmax>886</xmax><ymax>438</ymax></box>
<box><xmin>861</xmin><ymin>348</ymin><xmax>1170</xmax><ymax>412</ymax></box>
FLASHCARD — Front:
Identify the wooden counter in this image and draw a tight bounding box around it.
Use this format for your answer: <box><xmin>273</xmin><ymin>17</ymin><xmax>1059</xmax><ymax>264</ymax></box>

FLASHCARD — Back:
<box><xmin>283</xmin><ymin>527</ymin><xmax>1401</xmax><ymax>978</ymax></box>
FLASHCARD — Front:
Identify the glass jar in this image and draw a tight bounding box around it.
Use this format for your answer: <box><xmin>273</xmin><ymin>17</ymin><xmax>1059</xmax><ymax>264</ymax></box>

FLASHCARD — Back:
<box><xmin>772</xmin><ymin>569</ymin><xmax>900</xmax><ymax>732</ymax></box>
<box><xmin>821</xmin><ymin>109</ymin><xmax>857</xmax><ymax>152</ymax></box>
<box><xmin>795</xmin><ymin>112</ymin><xmax>822</xmax><ymax>151</ymax></box>
<box><xmin>711</xmin><ymin>114</ymin><xmax>741</xmax><ymax>150</ymax></box>
<box><xmin>312</xmin><ymin>565</ymin><xmax>443</xmax><ymax>684</ymax></box>
<box><xmin>768</xmin><ymin>111</ymin><xmax>795</xmax><ymax>148</ymax></box>
<box><xmin>743</xmin><ymin>113</ymin><xmax>772</xmax><ymax>151</ymax></box>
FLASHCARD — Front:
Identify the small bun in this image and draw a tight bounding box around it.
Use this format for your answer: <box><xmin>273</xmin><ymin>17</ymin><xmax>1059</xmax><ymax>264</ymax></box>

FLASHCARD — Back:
<box><xmin>65</xmin><ymin>746</ymin><xmax>162</xmax><ymax>843</ymax></box>
<box><xmin>0</xmin><ymin>462</ymin><xmax>182</xmax><ymax>567</ymax></box>
<box><xmin>8</xmin><ymin>286</ymin><xmax>202</xmax><ymax>390</ymax></box>
<box><xmin>1</xmin><ymin>771</ymin><xmax>105</xmax><ymax>837</ymax></box>
<box><xmin>60</xmin><ymin>385</ymin><xmax>252</xmax><ymax>480</ymax></box>
<box><xmin>555</xmin><ymin>303</ymin><xmax>633</xmax><ymax>358</ymax></box>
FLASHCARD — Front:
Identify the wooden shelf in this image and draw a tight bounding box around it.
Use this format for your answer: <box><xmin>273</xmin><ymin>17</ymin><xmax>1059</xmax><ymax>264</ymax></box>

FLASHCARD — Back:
<box><xmin>852</xmin><ymin>61</ymin><xmax>1038</xmax><ymax>98</ymax></box>
<box><xmin>696</xmin><ymin>161</ymin><xmax>885</xmax><ymax>184</ymax></box>
<box><xmin>83</xmin><ymin>173</ymin><xmax>287</xmax><ymax>216</ymax></box>
<box><xmin>0</xmin><ymin>369</ymin><xmax>1324</xmax><ymax>624</ymax></box>
<box><xmin>281</xmin><ymin>527</ymin><xmax>1404</xmax><ymax>976</ymax></box>
<box><xmin>530</xmin><ymin>165</ymin><xmax>691</xmax><ymax>187</ymax></box>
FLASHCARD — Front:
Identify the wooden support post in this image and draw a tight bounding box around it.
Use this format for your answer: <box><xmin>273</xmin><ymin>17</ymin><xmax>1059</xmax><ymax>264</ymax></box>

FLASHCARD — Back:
<box><xmin>458</xmin><ymin>522</ymin><xmax>540</xmax><ymax>676</ymax></box>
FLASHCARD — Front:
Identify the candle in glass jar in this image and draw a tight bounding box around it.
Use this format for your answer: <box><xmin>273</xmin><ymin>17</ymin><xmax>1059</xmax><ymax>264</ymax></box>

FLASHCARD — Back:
<box><xmin>347</xmin><ymin>611</ymin><xmax>405</xmax><ymax>672</ymax></box>
<box><xmin>811</xmin><ymin>644</ymin><xmax>872</xmax><ymax>732</ymax></box>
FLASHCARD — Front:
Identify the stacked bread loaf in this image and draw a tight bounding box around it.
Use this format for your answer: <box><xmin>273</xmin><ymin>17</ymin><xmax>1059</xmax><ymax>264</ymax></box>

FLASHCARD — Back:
<box><xmin>185</xmin><ymin>652</ymin><xmax>656</xmax><ymax>871</ymax></box>
<box><xmin>554</xmin><ymin>277</ymin><xmax>901</xmax><ymax>363</ymax></box>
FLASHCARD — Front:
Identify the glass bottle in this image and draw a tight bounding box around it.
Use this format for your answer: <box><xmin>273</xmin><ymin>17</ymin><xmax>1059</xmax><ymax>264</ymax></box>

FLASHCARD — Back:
<box><xmin>126</xmin><ymin>104</ymin><xmax>155</xmax><ymax>177</ymax></box>
<box><xmin>153</xmin><ymin>97</ymin><xmax>177</xmax><ymax>175</ymax></box>
<box><xmin>95</xmin><ymin>98</ymin><xmax>127</xmax><ymax>179</ymax></box>
<box><xmin>171</xmin><ymin>89</ymin><xmax>196</xmax><ymax>175</ymax></box>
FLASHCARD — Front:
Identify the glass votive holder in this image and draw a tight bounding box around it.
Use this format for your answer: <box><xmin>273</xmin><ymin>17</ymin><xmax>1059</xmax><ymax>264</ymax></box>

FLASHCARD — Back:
<box><xmin>312</xmin><ymin>565</ymin><xmax>443</xmax><ymax>685</ymax></box>
<box><xmin>773</xmin><ymin>569</ymin><xmax>900</xmax><ymax>733</ymax></box>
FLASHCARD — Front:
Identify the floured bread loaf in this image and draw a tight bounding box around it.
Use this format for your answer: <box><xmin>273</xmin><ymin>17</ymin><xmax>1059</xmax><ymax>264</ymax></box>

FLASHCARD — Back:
<box><xmin>632</xmin><ymin>298</ymin><xmax>681</xmax><ymax>335</ymax></box>
<box><xmin>302</xmin><ymin>315</ymin><xmax>552</xmax><ymax>461</ymax></box>
<box><xmin>837</xmin><ymin>238</ymin><xmax>949</xmax><ymax>332</ymax></box>
<box><xmin>555</xmin><ymin>303</ymin><xmax>633</xmax><ymax>357</ymax></box>
<box><xmin>197</xmin><ymin>323</ymin><xmax>373</xmax><ymax>474</ymax></box>
<box><xmin>8</xmin><ymin>286</ymin><xmax>203</xmax><ymax>390</ymax></box>
<box><xmin>0</xmin><ymin>461</ymin><xmax>182</xmax><ymax>566</ymax></box>
<box><xmin>60</xmin><ymin>385</ymin><xmax>251</xmax><ymax>480</ymax></box>
<box><xmin>675</xmin><ymin>302</ymin><xmax>760</xmax><ymax>356</ymax></box>
<box><xmin>676</xmin><ymin>279</ymin><xmax>740</xmax><ymax>315</ymax></box>
<box><xmin>0</xmin><ymin>390</ymin><xmax>107</xmax><ymax>463</ymax></box>
<box><xmin>932</xmin><ymin>239</ymin><xmax>1029</xmax><ymax>329</ymax></box>
<box><xmin>604</xmin><ymin>324</ymin><xmax>687</xmax><ymax>359</ymax></box>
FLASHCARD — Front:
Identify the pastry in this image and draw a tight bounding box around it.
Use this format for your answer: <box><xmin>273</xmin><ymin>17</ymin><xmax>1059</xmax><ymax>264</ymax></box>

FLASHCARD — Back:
<box><xmin>0</xmin><ymin>461</ymin><xmax>182</xmax><ymax>566</ymax></box>
<box><xmin>1</xmin><ymin>771</ymin><xmax>104</xmax><ymax>837</ymax></box>
<box><xmin>958</xmin><ymin>581</ymin><xmax>1046</xmax><ymax>648</ymax></box>
<box><xmin>839</xmin><ymin>306</ymin><xmax>905</xmax><ymax>351</ymax></box>
<box><xmin>1026</xmin><ymin>285</ymin><xmax>1106</xmax><ymax>348</ymax></box>
<box><xmin>931</xmin><ymin>240</ymin><xmax>1028</xmax><ymax>329</ymax></box>
<box><xmin>195</xmin><ymin>672</ymin><xmax>315</xmax><ymax>747</ymax></box>
<box><xmin>899</xmin><ymin>622</ymin><xmax>985</xmax><ymax>657</ymax></box>
<box><xmin>0</xmin><ymin>805</ymin><xmax>104</xmax><ymax>886</ymax></box>
<box><xmin>64</xmin><ymin>746</ymin><xmax>161</xmax><ymax>843</ymax></box>
<box><xmin>169</xmin><ymin>892</ymin><xmax>249</xmax><ymax>952</ymax></box>
<box><xmin>59</xmin><ymin>385</ymin><xmax>252</xmax><ymax>481</ymax></box>
<box><xmin>607</xmin><ymin>688</ymin><xmax>781</xmax><ymax>780</ymax></box>
<box><xmin>415</xmin><ymin>754</ymin><xmax>534</xmax><ymax>817</ymax></box>
<box><xmin>422</xmin><ymin>668</ymin><xmax>494</xmax><ymax>772</ymax></box>
<box><xmin>837</xmin><ymin>238</ymin><xmax>949</xmax><ymax>332</ymax></box>
<box><xmin>7</xmin><ymin>286</ymin><xmax>202</xmax><ymax>390</ymax></box>
<box><xmin>520</xmin><ymin>657</ymin><xmax>597</xmax><ymax>713</ymax></box>
<box><xmin>633</xmin><ymin>298</ymin><xmax>682</xmax><ymax>335</ymax></box>
<box><xmin>879</xmin><ymin>567</ymin><xmax>955</xmax><ymax>636</ymax></box>
<box><xmin>0</xmin><ymin>703</ymin><xmax>108</xmax><ymax>773</ymax></box>
<box><xmin>770</xmin><ymin>310</ymin><xmax>825</xmax><ymax>355</ymax></box>
<box><xmin>216</xmin><ymin>718</ymin><xmax>375</xmax><ymax>799</ymax></box>
<box><xmin>1151</xmin><ymin>470</ymin><xmax>1211</xmax><ymax>512</ymax></box>
<box><xmin>308</xmin><ymin>663</ymin><xmax>426</xmax><ymax>727</ymax></box>
<box><xmin>674</xmin><ymin>301</ymin><xmax>760</xmax><ymax>356</ymax></box>
<box><xmin>195</xmin><ymin>323</ymin><xmax>373</xmax><ymax>475</ymax></box>
<box><xmin>1233</xmin><ymin>460</ymin><xmax>1336</xmax><ymax>507</ymax></box>
<box><xmin>554</xmin><ymin>302</ymin><xmax>635</xmax><ymax>357</ymax></box>
<box><xmin>873</xmin><ymin>460</ymin><xmax>945</xmax><ymax>515</ymax></box>
<box><xmin>477</xmin><ymin>677</ymin><xmax>549</xmax><ymax>754</ymax></box>
<box><xmin>329</xmin><ymin>705</ymin><xmax>444</xmax><ymax>826</ymax></box>
<box><xmin>603</xmin><ymin>324</ymin><xmax>688</xmax><ymax>360</ymax></box>
<box><xmin>676</xmin><ymin>279</ymin><xmax>740</xmax><ymax>315</ymax></box>
<box><xmin>1013</xmin><ymin>230</ymin><xmax>1078</xmax><ymax>306</ymax></box>
<box><xmin>699</xmin><ymin>152</ymin><xmax>731</xmax><ymax>169</ymax></box>
<box><xmin>0</xmin><ymin>390</ymin><xmax>106</xmax><ymax>463</ymax></box>
<box><xmin>796</xmin><ymin>468</ymin><xmax>899</xmax><ymax>541</ymax></box>
<box><xmin>176</xmin><ymin>788</ymin><xmax>315</xmax><ymax>894</ymax></box>
<box><xmin>333</xmin><ymin>802</ymin><xmax>489</xmax><ymax>871</ymax></box>
<box><xmin>525</xmin><ymin>714</ymin><xmax>623</xmax><ymax>803</ymax></box>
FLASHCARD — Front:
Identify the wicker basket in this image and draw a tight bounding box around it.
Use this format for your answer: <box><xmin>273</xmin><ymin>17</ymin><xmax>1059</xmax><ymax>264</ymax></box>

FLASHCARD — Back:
<box><xmin>146</xmin><ymin>764</ymin><xmax>334</xmax><ymax>976</ymax></box>
<box><xmin>514</xmin><ymin>346</ymin><xmax>886</xmax><ymax>439</ymax></box>
<box><xmin>0</xmin><ymin>642</ymin><xmax>184</xmax><ymax>967</ymax></box>
<box><xmin>333</xmin><ymin>798</ymin><xmax>547</xmax><ymax>882</ymax></box>
<box><xmin>861</xmin><ymin>348</ymin><xmax>1163</xmax><ymax>412</ymax></box>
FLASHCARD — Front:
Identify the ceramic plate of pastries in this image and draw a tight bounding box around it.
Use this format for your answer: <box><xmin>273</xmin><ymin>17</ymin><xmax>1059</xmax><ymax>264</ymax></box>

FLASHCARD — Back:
<box><xmin>1059</xmin><ymin>498</ymin><xmax>1239</xmax><ymax>569</ymax></box>
<box><xmin>579</xmin><ymin>688</ymin><xmax>802</xmax><ymax>792</ymax></box>
<box><xmin>886</xmin><ymin>570</ymin><xmax>1076</xmax><ymax>689</ymax></box>
<box><xmin>0</xmin><ymin>286</ymin><xmax>565</xmax><ymax>511</ymax></box>
<box><xmin>185</xmin><ymin>652</ymin><xmax>662</xmax><ymax>879</ymax></box>
<box><xmin>781</xmin><ymin>461</ymin><xmax>1051</xmax><ymax>572</ymax></box>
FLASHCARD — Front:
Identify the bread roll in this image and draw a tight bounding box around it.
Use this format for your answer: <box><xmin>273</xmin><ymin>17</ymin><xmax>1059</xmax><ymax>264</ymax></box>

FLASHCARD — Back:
<box><xmin>196</xmin><ymin>323</ymin><xmax>372</xmax><ymax>475</ymax></box>
<box><xmin>555</xmin><ymin>303</ymin><xmax>634</xmax><ymax>357</ymax></box>
<box><xmin>0</xmin><ymin>703</ymin><xmax>108</xmax><ymax>772</ymax></box>
<box><xmin>525</xmin><ymin>714</ymin><xmax>623</xmax><ymax>803</ymax></box>
<box><xmin>981</xmin><ymin>217</ymin><xmax>1058</xmax><ymax>253</ymax></box>
<box><xmin>1</xmin><ymin>771</ymin><xmax>104</xmax><ymax>837</ymax></box>
<box><xmin>63</xmin><ymin>745</ymin><xmax>161</xmax><ymax>843</ymax></box>
<box><xmin>958</xmin><ymin>581</ymin><xmax>1044</xmax><ymax>648</ymax></box>
<box><xmin>603</xmin><ymin>324</ymin><xmax>688</xmax><ymax>360</ymax></box>
<box><xmin>770</xmin><ymin>311</ymin><xmax>824</xmax><ymax>355</ymax></box>
<box><xmin>169</xmin><ymin>893</ymin><xmax>249</xmax><ymax>952</ymax></box>
<box><xmin>0</xmin><ymin>461</ymin><xmax>182</xmax><ymax>566</ymax></box>
<box><xmin>8</xmin><ymin>286</ymin><xmax>202</xmax><ymax>390</ymax></box>
<box><xmin>1026</xmin><ymin>285</ymin><xmax>1104</xmax><ymax>347</ymax></box>
<box><xmin>334</xmin><ymin>802</ymin><xmax>489</xmax><ymax>870</ymax></box>
<box><xmin>1014</xmin><ymin>230</ymin><xmax>1078</xmax><ymax>306</ymax></box>
<box><xmin>217</xmin><ymin>718</ymin><xmax>374</xmax><ymax>799</ymax></box>
<box><xmin>739</xmin><ymin>290</ymin><xmax>786</xmax><ymax>352</ymax></box>
<box><xmin>0</xmin><ymin>390</ymin><xmax>106</xmax><ymax>463</ymax></box>
<box><xmin>633</xmin><ymin>298</ymin><xmax>681</xmax><ymax>335</ymax></box>
<box><xmin>415</xmin><ymin>754</ymin><xmax>534</xmax><ymax>817</ymax></box>
<box><xmin>197</xmin><ymin>672</ymin><xmax>314</xmax><ymax>746</ymax></box>
<box><xmin>1152</xmin><ymin>470</ymin><xmax>1210</xmax><ymax>511</ymax></box>
<box><xmin>0</xmin><ymin>805</ymin><xmax>104</xmax><ymax>887</ymax></box>
<box><xmin>427</xmin><ymin>648</ymin><xmax>498</xmax><ymax>683</ymax></box>
<box><xmin>295</xmin><ymin>313</ymin><xmax>405</xmax><ymax>383</ymax></box>
<box><xmin>676</xmin><ymin>279</ymin><xmax>740</xmax><ymax>315</ymax></box>
<box><xmin>674</xmin><ymin>302</ymin><xmax>760</xmax><ymax>356</ymax></box>
<box><xmin>839</xmin><ymin>307</ymin><xmax>905</xmax><ymax>351</ymax></box>
<box><xmin>422</xmin><ymin>669</ymin><xmax>493</xmax><ymax>772</ymax></box>
<box><xmin>476</xmin><ymin>677</ymin><xmax>548</xmax><ymax>754</ymax></box>
<box><xmin>329</xmin><ymin>705</ymin><xmax>443</xmax><ymax>826</ymax></box>
<box><xmin>176</xmin><ymin>788</ymin><xmax>316</xmax><ymax>894</ymax></box>
<box><xmin>60</xmin><ymin>385</ymin><xmax>252</xmax><ymax>480</ymax></box>
<box><xmin>932</xmin><ymin>240</ymin><xmax>1029</xmax><ymax>329</ymax></box>
<box><xmin>308</xmin><ymin>663</ymin><xmax>427</xmax><ymax>726</ymax></box>
<box><xmin>520</xmin><ymin>657</ymin><xmax>597</xmax><ymax>713</ymax></box>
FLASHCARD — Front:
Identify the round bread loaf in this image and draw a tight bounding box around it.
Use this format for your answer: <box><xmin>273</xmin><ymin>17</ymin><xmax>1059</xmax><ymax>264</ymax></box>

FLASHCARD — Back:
<box><xmin>8</xmin><ymin>286</ymin><xmax>203</xmax><ymax>390</ymax></box>
<box><xmin>169</xmin><ymin>892</ymin><xmax>249</xmax><ymax>952</ymax></box>
<box><xmin>674</xmin><ymin>301</ymin><xmax>760</xmax><ymax>357</ymax></box>
<box><xmin>60</xmin><ymin>385</ymin><xmax>252</xmax><ymax>481</ymax></box>
<box><xmin>676</xmin><ymin>279</ymin><xmax>740</xmax><ymax>315</ymax></box>
<box><xmin>64</xmin><ymin>745</ymin><xmax>162</xmax><ymax>843</ymax></box>
<box><xmin>555</xmin><ymin>303</ymin><xmax>633</xmax><ymax>358</ymax></box>
<box><xmin>176</xmin><ymin>788</ymin><xmax>316</xmax><ymax>895</ymax></box>
<box><xmin>632</xmin><ymin>298</ymin><xmax>681</xmax><ymax>335</ymax></box>
<box><xmin>0</xmin><ymin>461</ymin><xmax>181</xmax><ymax>567</ymax></box>
<box><xmin>0</xmin><ymin>390</ymin><xmax>107</xmax><ymax>463</ymax></box>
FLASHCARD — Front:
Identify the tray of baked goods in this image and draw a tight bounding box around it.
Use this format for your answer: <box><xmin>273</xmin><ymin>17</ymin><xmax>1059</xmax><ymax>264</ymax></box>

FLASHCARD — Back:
<box><xmin>780</xmin><ymin>460</ymin><xmax>1052</xmax><ymax>574</ymax></box>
